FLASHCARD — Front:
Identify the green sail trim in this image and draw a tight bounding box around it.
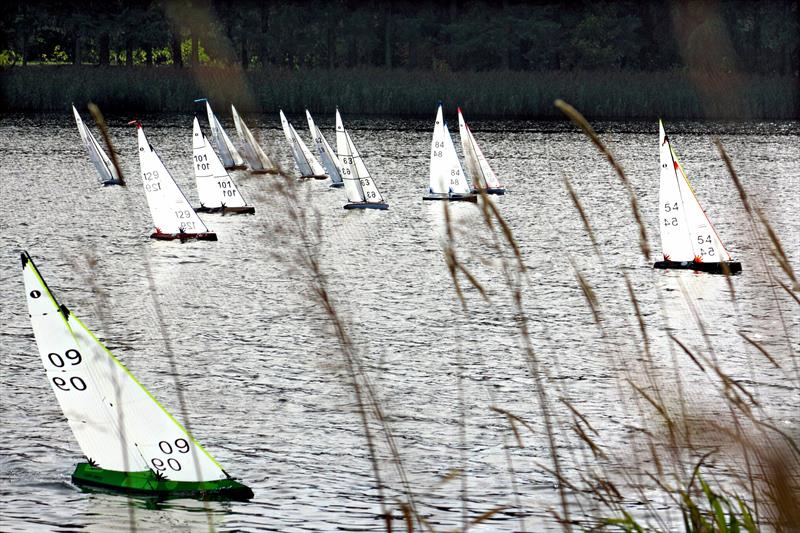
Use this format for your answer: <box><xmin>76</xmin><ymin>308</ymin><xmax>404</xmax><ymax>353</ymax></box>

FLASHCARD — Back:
<box><xmin>72</xmin><ymin>463</ymin><xmax>254</xmax><ymax>500</ymax></box>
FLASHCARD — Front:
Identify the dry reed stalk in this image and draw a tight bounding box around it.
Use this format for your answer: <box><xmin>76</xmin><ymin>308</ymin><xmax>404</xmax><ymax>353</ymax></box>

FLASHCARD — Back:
<box><xmin>554</xmin><ymin>99</ymin><xmax>650</xmax><ymax>262</ymax></box>
<box><xmin>87</xmin><ymin>102</ymin><xmax>126</xmax><ymax>185</ymax></box>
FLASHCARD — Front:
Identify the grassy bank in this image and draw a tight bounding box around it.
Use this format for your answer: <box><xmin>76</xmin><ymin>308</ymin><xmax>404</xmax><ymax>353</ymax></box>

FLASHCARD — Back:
<box><xmin>1</xmin><ymin>65</ymin><xmax>797</xmax><ymax>119</ymax></box>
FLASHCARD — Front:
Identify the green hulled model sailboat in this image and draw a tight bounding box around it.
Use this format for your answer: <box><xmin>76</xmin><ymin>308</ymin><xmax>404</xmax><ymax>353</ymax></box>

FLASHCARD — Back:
<box><xmin>21</xmin><ymin>252</ymin><xmax>253</xmax><ymax>500</ymax></box>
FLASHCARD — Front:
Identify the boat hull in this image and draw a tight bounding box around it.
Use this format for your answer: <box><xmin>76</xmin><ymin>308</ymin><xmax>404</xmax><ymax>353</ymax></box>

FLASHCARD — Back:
<box><xmin>248</xmin><ymin>168</ymin><xmax>280</xmax><ymax>175</ymax></box>
<box><xmin>344</xmin><ymin>202</ymin><xmax>389</xmax><ymax>210</ymax></box>
<box><xmin>71</xmin><ymin>463</ymin><xmax>253</xmax><ymax>501</ymax></box>
<box><xmin>299</xmin><ymin>174</ymin><xmax>328</xmax><ymax>180</ymax></box>
<box><xmin>195</xmin><ymin>206</ymin><xmax>255</xmax><ymax>215</ymax></box>
<box><xmin>224</xmin><ymin>164</ymin><xmax>248</xmax><ymax>171</ymax></box>
<box><xmin>472</xmin><ymin>187</ymin><xmax>505</xmax><ymax>195</ymax></box>
<box><xmin>102</xmin><ymin>179</ymin><xmax>125</xmax><ymax>187</ymax></box>
<box><xmin>423</xmin><ymin>192</ymin><xmax>478</xmax><ymax>203</ymax></box>
<box><xmin>150</xmin><ymin>231</ymin><xmax>218</xmax><ymax>241</ymax></box>
<box><xmin>653</xmin><ymin>260</ymin><xmax>742</xmax><ymax>275</ymax></box>
<box><xmin>329</xmin><ymin>182</ymin><xmax>345</xmax><ymax>189</ymax></box>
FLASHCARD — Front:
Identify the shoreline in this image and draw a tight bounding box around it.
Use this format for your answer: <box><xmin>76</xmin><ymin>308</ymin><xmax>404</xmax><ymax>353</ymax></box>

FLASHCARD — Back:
<box><xmin>1</xmin><ymin>65</ymin><xmax>797</xmax><ymax>119</ymax></box>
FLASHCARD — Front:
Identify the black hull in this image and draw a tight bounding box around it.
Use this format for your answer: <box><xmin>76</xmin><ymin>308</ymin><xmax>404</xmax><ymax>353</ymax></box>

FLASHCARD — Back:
<box><xmin>195</xmin><ymin>206</ymin><xmax>255</xmax><ymax>215</ymax></box>
<box><xmin>344</xmin><ymin>202</ymin><xmax>389</xmax><ymax>210</ymax></box>
<box><xmin>423</xmin><ymin>192</ymin><xmax>478</xmax><ymax>203</ymax></box>
<box><xmin>329</xmin><ymin>182</ymin><xmax>345</xmax><ymax>188</ymax></box>
<box><xmin>299</xmin><ymin>174</ymin><xmax>328</xmax><ymax>180</ymax></box>
<box><xmin>653</xmin><ymin>260</ymin><xmax>742</xmax><ymax>275</ymax></box>
<box><xmin>150</xmin><ymin>232</ymin><xmax>218</xmax><ymax>242</ymax></box>
<box><xmin>224</xmin><ymin>165</ymin><xmax>248</xmax><ymax>171</ymax></box>
<box><xmin>102</xmin><ymin>179</ymin><xmax>125</xmax><ymax>187</ymax></box>
<box><xmin>473</xmin><ymin>187</ymin><xmax>506</xmax><ymax>195</ymax></box>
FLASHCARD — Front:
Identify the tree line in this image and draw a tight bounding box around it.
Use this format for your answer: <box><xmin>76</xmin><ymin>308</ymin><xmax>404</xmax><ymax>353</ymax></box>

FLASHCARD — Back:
<box><xmin>2</xmin><ymin>0</ymin><xmax>798</xmax><ymax>75</ymax></box>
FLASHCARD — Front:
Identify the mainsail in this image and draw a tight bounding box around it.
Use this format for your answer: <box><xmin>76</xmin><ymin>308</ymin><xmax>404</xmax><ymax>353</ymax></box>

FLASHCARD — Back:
<box><xmin>458</xmin><ymin>108</ymin><xmax>502</xmax><ymax>191</ymax></box>
<box><xmin>279</xmin><ymin>110</ymin><xmax>326</xmax><ymax>178</ymax></box>
<box><xmin>202</xmin><ymin>100</ymin><xmax>245</xmax><ymax>169</ymax></box>
<box><xmin>231</xmin><ymin>105</ymin><xmax>276</xmax><ymax>173</ymax></box>
<box><xmin>192</xmin><ymin>117</ymin><xmax>249</xmax><ymax>209</ymax></box>
<box><xmin>335</xmin><ymin>110</ymin><xmax>385</xmax><ymax>205</ymax></box>
<box><xmin>658</xmin><ymin>120</ymin><xmax>731</xmax><ymax>263</ymax></box>
<box><xmin>72</xmin><ymin>105</ymin><xmax>121</xmax><ymax>185</ymax></box>
<box><xmin>306</xmin><ymin>110</ymin><xmax>344</xmax><ymax>187</ymax></box>
<box><xmin>21</xmin><ymin>252</ymin><xmax>228</xmax><ymax>483</ymax></box>
<box><xmin>429</xmin><ymin>104</ymin><xmax>470</xmax><ymax>195</ymax></box>
<box><xmin>135</xmin><ymin>122</ymin><xmax>212</xmax><ymax>235</ymax></box>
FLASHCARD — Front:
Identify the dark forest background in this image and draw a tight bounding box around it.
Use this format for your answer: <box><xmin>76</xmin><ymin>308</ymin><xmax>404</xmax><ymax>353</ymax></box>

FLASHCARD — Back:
<box><xmin>1</xmin><ymin>0</ymin><xmax>798</xmax><ymax>117</ymax></box>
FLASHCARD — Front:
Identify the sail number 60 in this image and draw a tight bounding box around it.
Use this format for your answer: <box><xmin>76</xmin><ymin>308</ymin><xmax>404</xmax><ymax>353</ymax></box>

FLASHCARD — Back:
<box><xmin>151</xmin><ymin>438</ymin><xmax>190</xmax><ymax>472</ymax></box>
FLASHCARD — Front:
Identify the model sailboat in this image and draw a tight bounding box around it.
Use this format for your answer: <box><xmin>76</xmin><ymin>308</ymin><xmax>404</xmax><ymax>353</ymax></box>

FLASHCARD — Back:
<box><xmin>133</xmin><ymin>121</ymin><xmax>217</xmax><ymax>241</ymax></box>
<box><xmin>192</xmin><ymin>117</ymin><xmax>255</xmax><ymax>215</ymax></box>
<box><xmin>279</xmin><ymin>110</ymin><xmax>327</xmax><ymax>180</ymax></box>
<box><xmin>424</xmin><ymin>104</ymin><xmax>476</xmax><ymax>202</ymax></box>
<box><xmin>231</xmin><ymin>105</ymin><xmax>278</xmax><ymax>174</ymax></box>
<box><xmin>196</xmin><ymin>99</ymin><xmax>246</xmax><ymax>170</ymax></box>
<box><xmin>305</xmin><ymin>110</ymin><xmax>344</xmax><ymax>188</ymax></box>
<box><xmin>335</xmin><ymin>109</ymin><xmax>388</xmax><ymax>210</ymax></box>
<box><xmin>458</xmin><ymin>108</ymin><xmax>505</xmax><ymax>195</ymax></box>
<box><xmin>72</xmin><ymin>105</ymin><xmax>123</xmax><ymax>186</ymax></box>
<box><xmin>654</xmin><ymin>120</ymin><xmax>741</xmax><ymax>274</ymax></box>
<box><xmin>20</xmin><ymin>252</ymin><xmax>252</xmax><ymax>499</ymax></box>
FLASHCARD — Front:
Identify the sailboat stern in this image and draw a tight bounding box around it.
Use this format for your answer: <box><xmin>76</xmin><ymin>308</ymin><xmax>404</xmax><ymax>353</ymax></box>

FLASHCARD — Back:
<box><xmin>72</xmin><ymin>462</ymin><xmax>254</xmax><ymax>500</ymax></box>
<box><xmin>653</xmin><ymin>260</ymin><xmax>742</xmax><ymax>275</ymax></box>
<box><xmin>150</xmin><ymin>231</ymin><xmax>219</xmax><ymax>241</ymax></box>
<box><xmin>195</xmin><ymin>205</ymin><xmax>255</xmax><ymax>216</ymax></box>
<box><xmin>344</xmin><ymin>202</ymin><xmax>389</xmax><ymax>210</ymax></box>
<box><xmin>422</xmin><ymin>192</ymin><xmax>478</xmax><ymax>203</ymax></box>
<box><xmin>471</xmin><ymin>187</ymin><xmax>506</xmax><ymax>195</ymax></box>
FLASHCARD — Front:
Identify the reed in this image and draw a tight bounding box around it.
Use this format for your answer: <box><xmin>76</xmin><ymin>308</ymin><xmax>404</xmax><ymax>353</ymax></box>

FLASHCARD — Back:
<box><xmin>2</xmin><ymin>65</ymin><xmax>798</xmax><ymax>118</ymax></box>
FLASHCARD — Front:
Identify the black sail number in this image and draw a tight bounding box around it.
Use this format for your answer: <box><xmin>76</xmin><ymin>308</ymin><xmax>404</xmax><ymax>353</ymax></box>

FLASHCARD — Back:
<box><xmin>52</xmin><ymin>376</ymin><xmax>87</xmax><ymax>391</ymax></box>
<box><xmin>48</xmin><ymin>349</ymin><xmax>82</xmax><ymax>368</ymax></box>
<box><xmin>152</xmin><ymin>438</ymin><xmax>190</xmax><ymax>472</ymax></box>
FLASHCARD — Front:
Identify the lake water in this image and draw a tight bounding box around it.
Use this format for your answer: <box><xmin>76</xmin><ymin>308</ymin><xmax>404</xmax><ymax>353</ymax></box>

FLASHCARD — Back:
<box><xmin>0</xmin><ymin>112</ymin><xmax>798</xmax><ymax>531</ymax></box>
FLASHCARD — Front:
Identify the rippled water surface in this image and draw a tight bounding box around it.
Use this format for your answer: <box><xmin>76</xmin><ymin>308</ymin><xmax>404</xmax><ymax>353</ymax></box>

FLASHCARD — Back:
<box><xmin>1</xmin><ymin>112</ymin><xmax>798</xmax><ymax>531</ymax></box>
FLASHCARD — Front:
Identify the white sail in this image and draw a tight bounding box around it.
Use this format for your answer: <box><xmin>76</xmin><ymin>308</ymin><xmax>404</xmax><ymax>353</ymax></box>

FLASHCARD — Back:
<box><xmin>335</xmin><ymin>110</ymin><xmax>385</xmax><ymax>204</ymax></box>
<box><xmin>336</xmin><ymin>110</ymin><xmax>366</xmax><ymax>203</ymax></box>
<box><xmin>429</xmin><ymin>105</ymin><xmax>470</xmax><ymax>194</ymax></box>
<box><xmin>136</xmin><ymin>123</ymin><xmax>211</xmax><ymax>235</ymax></box>
<box><xmin>192</xmin><ymin>118</ymin><xmax>248</xmax><ymax>209</ymax></box>
<box><xmin>458</xmin><ymin>109</ymin><xmax>501</xmax><ymax>190</ymax></box>
<box><xmin>306</xmin><ymin>110</ymin><xmax>344</xmax><ymax>186</ymax></box>
<box><xmin>290</xmin><ymin>122</ymin><xmax>326</xmax><ymax>177</ymax></box>
<box><xmin>231</xmin><ymin>105</ymin><xmax>276</xmax><ymax>173</ymax></box>
<box><xmin>279</xmin><ymin>110</ymin><xmax>313</xmax><ymax>176</ymax></box>
<box><xmin>22</xmin><ymin>253</ymin><xmax>227</xmax><ymax>482</ymax></box>
<box><xmin>204</xmin><ymin>101</ymin><xmax>245</xmax><ymax>169</ymax></box>
<box><xmin>658</xmin><ymin>121</ymin><xmax>732</xmax><ymax>263</ymax></box>
<box><xmin>72</xmin><ymin>105</ymin><xmax>120</xmax><ymax>184</ymax></box>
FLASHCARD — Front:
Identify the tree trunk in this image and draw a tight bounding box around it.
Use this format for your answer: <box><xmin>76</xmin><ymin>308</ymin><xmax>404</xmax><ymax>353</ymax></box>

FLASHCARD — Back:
<box><xmin>383</xmin><ymin>0</ymin><xmax>392</xmax><ymax>69</ymax></box>
<box><xmin>73</xmin><ymin>34</ymin><xmax>82</xmax><ymax>65</ymax></box>
<box><xmin>501</xmin><ymin>0</ymin><xmax>510</xmax><ymax>70</ymax></box>
<box><xmin>326</xmin><ymin>19</ymin><xmax>335</xmax><ymax>69</ymax></box>
<box><xmin>171</xmin><ymin>34</ymin><xmax>183</xmax><ymax>67</ymax></box>
<box><xmin>241</xmin><ymin>37</ymin><xmax>248</xmax><ymax>69</ymax></box>
<box><xmin>145</xmin><ymin>45</ymin><xmax>153</xmax><ymax>66</ymax></box>
<box><xmin>191</xmin><ymin>33</ymin><xmax>199</xmax><ymax>66</ymax></box>
<box><xmin>126</xmin><ymin>38</ymin><xmax>134</xmax><ymax>67</ymax></box>
<box><xmin>98</xmin><ymin>33</ymin><xmax>110</xmax><ymax>65</ymax></box>
<box><xmin>21</xmin><ymin>34</ymin><xmax>28</xmax><ymax>66</ymax></box>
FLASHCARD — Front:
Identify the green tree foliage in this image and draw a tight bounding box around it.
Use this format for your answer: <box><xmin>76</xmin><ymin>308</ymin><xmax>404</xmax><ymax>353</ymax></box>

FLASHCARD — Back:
<box><xmin>0</xmin><ymin>0</ymin><xmax>797</xmax><ymax>75</ymax></box>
